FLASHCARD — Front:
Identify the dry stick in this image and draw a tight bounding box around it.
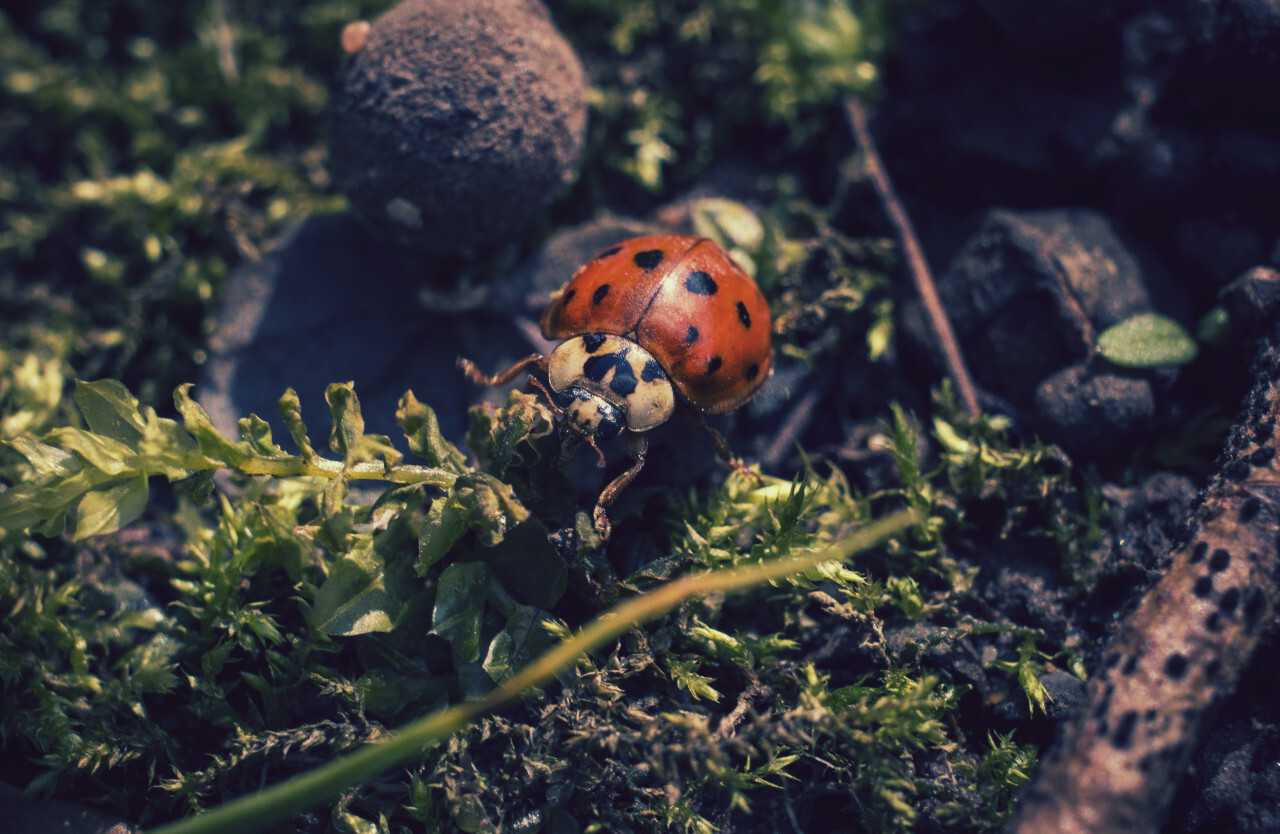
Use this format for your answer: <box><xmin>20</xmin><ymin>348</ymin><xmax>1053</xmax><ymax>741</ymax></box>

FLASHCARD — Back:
<box><xmin>842</xmin><ymin>97</ymin><xmax>981</xmax><ymax>421</ymax></box>
<box><xmin>1008</xmin><ymin>324</ymin><xmax>1280</xmax><ymax>834</ymax></box>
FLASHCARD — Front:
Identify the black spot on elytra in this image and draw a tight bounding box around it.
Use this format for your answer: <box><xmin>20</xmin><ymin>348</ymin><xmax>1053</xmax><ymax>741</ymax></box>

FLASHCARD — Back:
<box><xmin>1223</xmin><ymin>460</ymin><xmax>1251</xmax><ymax>481</ymax></box>
<box><xmin>1244</xmin><ymin>587</ymin><xmax>1267</xmax><ymax>625</ymax></box>
<box><xmin>633</xmin><ymin>249</ymin><xmax>664</xmax><ymax>270</ymax></box>
<box><xmin>1239</xmin><ymin>497</ymin><xmax>1263</xmax><ymax>523</ymax></box>
<box><xmin>1194</xmin><ymin>576</ymin><xmax>1214</xmax><ymax>598</ymax></box>
<box><xmin>1190</xmin><ymin>541</ymin><xmax>1208</xmax><ymax>564</ymax></box>
<box><xmin>1164</xmin><ymin>654</ymin><xmax>1188</xmax><ymax>680</ymax></box>
<box><xmin>745</xmin><ymin>363</ymin><xmax>760</xmax><ymax>381</ymax></box>
<box><xmin>707</xmin><ymin>355</ymin><xmax>723</xmax><ymax>374</ymax></box>
<box><xmin>641</xmin><ymin>359</ymin><xmax>665</xmax><ymax>382</ymax></box>
<box><xmin>1112</xmin><ymin>711</ymin><xmax>1138</xmax><ymax>750</ymax></box>
<box><xmin>1122</xmin><ymin>655</ymin><xmax>1139</xmax><ymax>676</ymax></box>
<box><xmin>1251</xmin><ymin>446</ymin><xmax>1276</xmax><ymax>466</ymax></box>
<box><xmin>592</xmin><ymin>284</ymin><xmax>611</xmax><ymax>305</ymax></box>
<box><xmin>685</xmin><ymin>271</ymin><xmax>718</xmax><ymax>295</ymax></box>
<box><xmin>1105</xmin><ymin>652</ymin><xmax>1121</xmax><ymax>669</ymax></box>
<box><xmin>1206</xmin><ymin>659</ymin><xmax>1222</xmax><ymax>680</ymax></box>
<box><xmin>583</xmin><ymin>333</ymin><xmax>607</xmax><ymax>353</ymax></box>
<box><xmin>596</xmin><ymin>246</ymin><xmax>622</xmax><ymax>260</ymax></box>
<box><xmin>686</xmin><ymin>325</ymin><xmax>699</xmax><ymax>343</ymax></box>
<box><xmin>1255</xmin><ymin>421</ymin><xmax>1274</xmax><ymax>444</ymax></box>
<box><xmin>1219</xmin><ymin>587</ymin><xmax>1240</xmax><ymax>614</ymax></box>
<box><xmin>1210</xmin><ymin>548</ymin><xmax>1231</xmax><ymax>572</ymax></box>
<box><xmin>583</xmin><ymin>352</ymin><xmax>638</xmax><ymax>397</ymax></box>
<box><xmin>1205</xmin><ymin>612</ymin><xmax>1223</xmax><ymax>632</ymax></box>
<box><xmin>736</xmin><ymin>301</ymin><xmax>752</xmax><ymax>329</ymax></box>
<box><xmin>563</xmin><ymin>288</ymin><xmax>576</xmax><ymax>305</ymax></box>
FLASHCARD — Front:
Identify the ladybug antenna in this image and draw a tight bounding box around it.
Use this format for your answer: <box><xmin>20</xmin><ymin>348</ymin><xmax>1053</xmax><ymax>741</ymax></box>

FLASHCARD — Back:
<box><xmin>527</xmin><ymin>376</ymin><xmax>560</xmax><ymax>416</ymax></box>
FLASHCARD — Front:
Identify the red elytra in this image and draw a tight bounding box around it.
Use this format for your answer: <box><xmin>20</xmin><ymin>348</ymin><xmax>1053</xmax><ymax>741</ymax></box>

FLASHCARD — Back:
<box><xmin>541</xmin><ymin>235</ymin><xmax>772</xmax><ymax>414</ymax></box>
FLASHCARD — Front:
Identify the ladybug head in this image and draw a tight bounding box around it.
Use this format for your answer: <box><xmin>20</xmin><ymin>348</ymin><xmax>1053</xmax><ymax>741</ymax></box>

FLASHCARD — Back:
<box><xmin>552</xmin><ymin>386</ymin><xmax>624</xmax><ymax>441</ymax></box>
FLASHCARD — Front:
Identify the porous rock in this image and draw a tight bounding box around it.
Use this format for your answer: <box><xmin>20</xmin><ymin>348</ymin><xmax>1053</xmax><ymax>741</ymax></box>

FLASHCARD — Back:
<box><xmin>1219</xmin><ymin>265</ymin><xmax>1280</xmax><ymax>337</ymax></box>
<box><xmin>1034</xmin><ymin>363</ymin><xmax>1155</xmax><ymax>458</ymax></box>
<box><xmin>927</xmin><ymin>207</ymin><xmax>1152</xmax><ymax>404</ymax></box>
<box><xmin>329</xmin><ymin>0</ymin><xmax>587</xmax><ymax>253</ymax></box>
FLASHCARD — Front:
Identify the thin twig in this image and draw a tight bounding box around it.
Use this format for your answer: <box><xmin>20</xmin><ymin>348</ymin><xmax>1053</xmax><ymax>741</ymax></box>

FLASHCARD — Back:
<box><xmin>842</xmin><ymin>97</ymin><xmax>981</xmax><ymax>420</ymax></box>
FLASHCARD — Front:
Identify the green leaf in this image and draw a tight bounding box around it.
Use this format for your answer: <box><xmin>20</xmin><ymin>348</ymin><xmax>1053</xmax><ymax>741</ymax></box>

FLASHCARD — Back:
<box><xmin>430</xmin><ymin>562</ymin><xmax>489</xmax><ymax>662</ymax></box>
<box><xmin>44</xmin><ymin>426</ymin><xmax>137</xmax><ymax>475</ymax></box>
<box><xmin>1097</xmin><ymin>313</ymin><xmax>1199</xmax><ymax>368</ymax></box>
<box><xmin>74</xmin><ymin>379</ymin><xmax>146</xmax><ymax>443</ymax></box>
<box><xmin>6</xmin><ymin>436</ymin><xmax>81</xmax><ymax>478</ymax></box>
<box><xmin>73</xmin><ymin>474</ymin><xmax>148</xmax><ymax>540</ymax></box>
<box><xmin>326</xmin><ymin>382</ymin><xmax>363</xmax><ymax>458</ymax></box>
<box><xmin>483</xmin><ymin>604</ymin><xmax>556</xmax><ymax>685</ymax></box>
<box><xmin>398</xmin><ymin>391</ymin><xmax>468</xmax><ymax>474</ymax></box>
<box><xmin>310</xmin><ymin>545</ymin><xmax>397</xmax><ymax>636</ymax></box>
<box><xmin>277</xmin><ymin>388</ymin><xmax>316</xmax><ymax>460</ymax></box>
<box><xmin>418</xmin><ymin>491</ymin><xmax>469</xmax><ymax>575</ymax></box>
<box><xmin>482</xmin><ymin>520</ymin><xmax>566</xmax><ymax>610</ymax></box>
<box><xmin>458</xmin><ymin>473</ymin><xmax>529</xmax><ymax>548</ymax></box>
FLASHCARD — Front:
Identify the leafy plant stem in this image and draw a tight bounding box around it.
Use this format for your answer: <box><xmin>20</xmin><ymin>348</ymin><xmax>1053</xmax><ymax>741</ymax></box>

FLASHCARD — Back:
<box><xmin>144</xmin><ymin>508</ymin><xmax>920</xmax><ymax>834</ymax></box>
<box><xmin>232</xmin><ymin>455</ymin><xmax>456</xmax><ymax>487</ymax></box>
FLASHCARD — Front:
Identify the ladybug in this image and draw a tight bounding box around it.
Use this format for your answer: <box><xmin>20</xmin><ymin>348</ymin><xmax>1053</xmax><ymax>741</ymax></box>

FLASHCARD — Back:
<box><xmin>459</xmin><ymin>235</ymin><xmax>773</xmax><ymax>539</ymax></box>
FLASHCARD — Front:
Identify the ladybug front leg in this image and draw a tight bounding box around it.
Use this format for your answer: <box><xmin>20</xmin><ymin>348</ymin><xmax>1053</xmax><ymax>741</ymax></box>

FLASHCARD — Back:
<box><xmin>456</xmin><ymin>353</ymin><xmax>547</xmax><ymax>387</ymax></box>
<box><xmin>592</xmin><ymin>431</ymin><xmax>649</xmax><ymax>540</ymax></box>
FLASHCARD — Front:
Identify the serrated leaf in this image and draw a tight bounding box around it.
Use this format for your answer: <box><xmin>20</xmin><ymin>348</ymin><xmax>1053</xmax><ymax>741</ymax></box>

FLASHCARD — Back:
<box><xmin>75</xmin><ymin>379</ymin><xmax>146</xmax><ymax>443</ymax></box>
<box><xmin>73</xmin><ymin>474</ymin><xmax>149</xmax><ymax>540</ymax></box>
<box><xmin>277</xmin><ymin>388</ymin><xmax>316</xmax><ymax>459</ymax></box>
<box><xmin>430</xmin><ymin>562</ymin><xmax>489</xmax><ymax>662</ymax></box>
<box><xmin>239</xmin><ymin>414</ymin><xmax>287</xmax><ymax>458</ymax></box>
<box><xmin>310</xmin><ymin>546</ymin><xmax>397</xmax><ymax>636</ymax></box>
<box><xmin>398</xmin><ymin>391</ymin><xmax>468</xmax><ymax>473</ymax></box>
<box><xmin>459</xmin><ymin>472</ymin><xmax>529</xmax><ymax>548</ymax></box>
<box><xmin>326</xmin><ymin>382</ymin><xmax>363</xmax><ymax>458</ymax></box>
<box><xmin>1097</xmin><ymin>313</ymin><xmax>1198</xmax><ymax>368</ymax></box>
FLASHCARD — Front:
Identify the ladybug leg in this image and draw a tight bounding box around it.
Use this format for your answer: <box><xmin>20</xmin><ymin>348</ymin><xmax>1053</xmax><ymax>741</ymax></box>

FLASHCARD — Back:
<box><xmin>678</xmin><ymin>404</ymin><xmax>764</xmax><ymax>485</ymax></box>
<box><xmin>592</xmin><ymin>431</ymin><xmax>649</xmax><ymax>540</ymax></box>
<box><xmin>456</xmin><ymin>353</ymin><xmax>547</xmax><ymax>387</ymax></box>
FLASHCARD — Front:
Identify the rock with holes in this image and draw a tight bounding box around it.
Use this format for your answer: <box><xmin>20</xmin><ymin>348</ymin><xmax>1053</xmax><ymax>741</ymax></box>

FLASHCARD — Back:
<box><xmin>1034</xmin><ymin>363</ymin><xmax>1156</xmax><ymax>457</ymax></box>
<box><xmin>907</xmin><ymin>207</ymin><xmax>1155</xmax><ymax>407</ymax></box>
<box><xmin>329</xmin><ymin>0</ymin><xmax>587</xmax><ymax>253</ymax></box>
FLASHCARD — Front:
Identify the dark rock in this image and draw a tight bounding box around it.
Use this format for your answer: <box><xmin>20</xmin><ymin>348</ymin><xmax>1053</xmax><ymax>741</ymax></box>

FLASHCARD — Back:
<box><xmin>329</xmin><ymin>0</ymin><xmax>587</xmax><ymax>254</ymax></box>
<box><xmin>1034</xmin><ymin>364</ymin><xmax>1155</xmax><ymax>458</ymax></box>
<box><xmin>1174</xmin><ymin>0</ymin><xmax>1280</xmax><ymax>120</ymax></box>
<box><xmin>993</xmin><ymin>670</ymin><xmax>1087</xmax><ymax>724</ymax></box>
<box><xmin>923</xmin><ymin>207</ymin><xmax>1151</xmax><ymax>404</ymax></box>
<box><xmin>974</xmin><ymin>0</ymin><xmax>1133</xmax><ymax>53</ymax></box>
<box><xmin>1219</xmin><ymin>266</ymin><xmax>1280</xmax><ymax>338</ymax></box>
